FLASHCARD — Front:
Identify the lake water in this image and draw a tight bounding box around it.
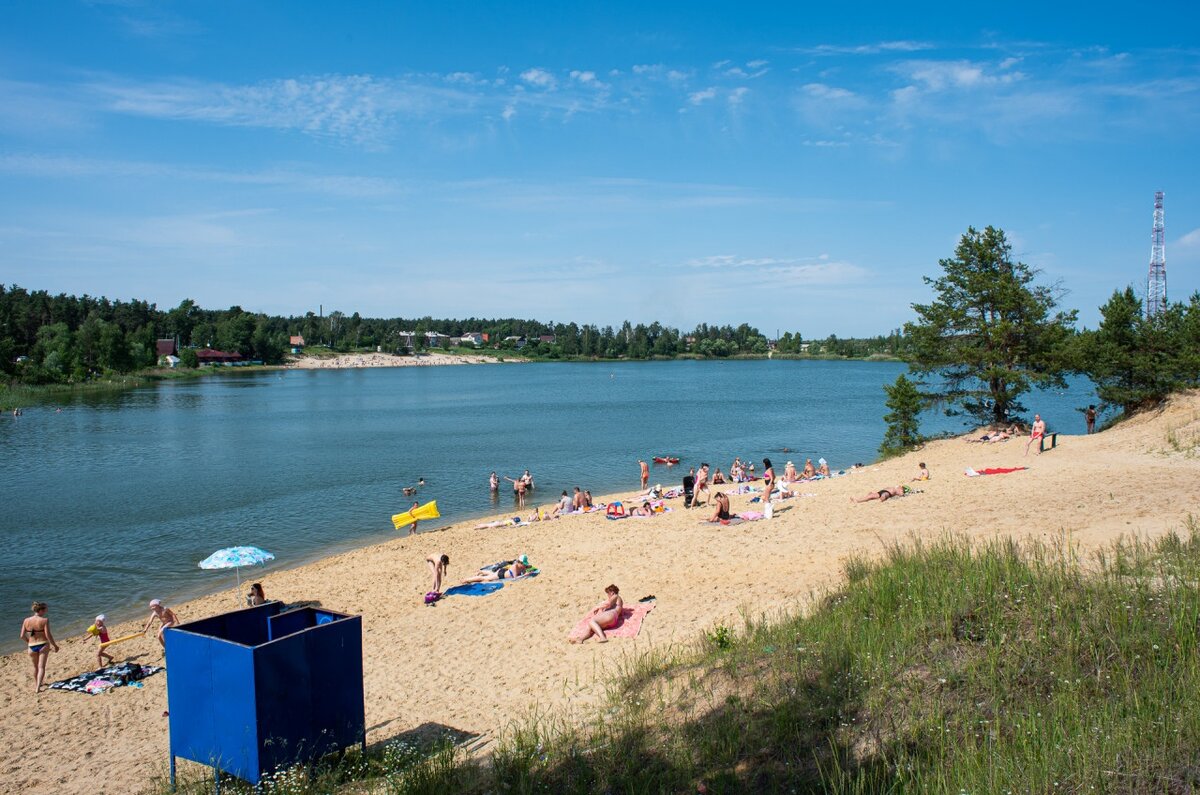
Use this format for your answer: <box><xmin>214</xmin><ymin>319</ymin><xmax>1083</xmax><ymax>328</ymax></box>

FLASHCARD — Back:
<box><xmin>0</xmin><ymin>360</ymin><xmax>1097</xmax><ymax>651</ymax></box>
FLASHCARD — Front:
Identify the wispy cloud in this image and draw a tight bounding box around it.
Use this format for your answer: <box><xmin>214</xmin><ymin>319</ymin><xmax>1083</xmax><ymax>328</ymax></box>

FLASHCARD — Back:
<box><xmin>520</xmin><ymin>68</ymin><xmax>557</xmax><ymax>89</ymax></box>
<box><xmin>688</xmin><ymin>254</ymin><xmax>868</xmax><ymax>284</ymax></box>
<box><xmin>802</xmin><ymin>40</ymin><xmax>934</xmax><ymax>56</ymax></box>
<box><xmin>688</xmin><ymin>87</ymin><xmax>717</xmax><ymax>105</ymax></box>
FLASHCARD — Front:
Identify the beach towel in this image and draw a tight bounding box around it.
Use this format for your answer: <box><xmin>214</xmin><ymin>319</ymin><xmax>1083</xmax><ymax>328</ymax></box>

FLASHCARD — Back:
<box><xmin>443</xmin><ymin>582</ymin><xmax>505</xmax><ymax>597</ymax></box>
<box><xmin>568</xmin><ymin>601</ymin><xmax>657</xmax><ymax>642</ymax></box>
<box><xmin>50</xmin><ymin>663</ymin><xmax>163</xmax><ymax>696</ymax></box>
<box><xmin>965</xmin><ymin>466</ymin><xmax>1028</xmax><ymax>477</ymax></box>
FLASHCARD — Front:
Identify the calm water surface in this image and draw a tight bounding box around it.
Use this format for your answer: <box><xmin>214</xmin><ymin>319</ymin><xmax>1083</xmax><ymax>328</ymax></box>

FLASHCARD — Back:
<box><xmin>0</xmin><ymin>360</ymin><xmax>1097</xmax><ymax>651</ymax></box>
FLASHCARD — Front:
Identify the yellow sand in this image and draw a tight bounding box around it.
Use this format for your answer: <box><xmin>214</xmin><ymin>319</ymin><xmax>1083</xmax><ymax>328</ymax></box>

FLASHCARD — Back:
<box><xmin>3</xmin><ymin>392</ymin><xmax>1199</xmax><ymax>794</ymax></box>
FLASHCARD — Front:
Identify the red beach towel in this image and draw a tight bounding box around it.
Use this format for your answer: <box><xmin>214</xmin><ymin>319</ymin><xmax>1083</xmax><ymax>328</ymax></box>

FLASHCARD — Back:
<box><xmin>568</xmin><ymin>601</ymin><xmax>657</xmax><ymax>641</ymax></box>
<box><xmin>978</xmin><ymin>467</ymin><xmax>1028</xmax><ymax>475</ymax></box>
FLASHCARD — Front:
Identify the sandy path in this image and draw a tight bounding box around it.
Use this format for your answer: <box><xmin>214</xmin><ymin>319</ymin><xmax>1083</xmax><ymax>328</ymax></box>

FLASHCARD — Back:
<box><xmin>2</xmin><ymin>394</ymin><xmax>1198</xmax><ymax>794</ymax></box>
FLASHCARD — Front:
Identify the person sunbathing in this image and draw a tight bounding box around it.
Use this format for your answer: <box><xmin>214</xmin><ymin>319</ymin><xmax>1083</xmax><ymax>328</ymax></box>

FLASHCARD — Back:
<box><xmin>709</xmin><ymin>492</ymin><xmax>731</xmax><ymax>522</ymax></box>
<box><xmin>458</xmin><ymin>557</ymin><xmax>530</xmax><ymax>584</ymax></box>
<box><xmin>569</xmin><ymin>584</ymin><xmax>623</xmax><ymax>643</ymax></box>
<box><xmin>802</xmin><ymin>459</ymin><xmax>817</xmax><ymax>478</ymax></box>
<box><xmin>817</xmin><ymin>458</ymin><xmax>831</xmax><ymax>477</ymax></box>
<box><xmin>783</xmin><ymin>461</ymin><xmax>798</xmax><ymax>482</ymax></box>
<box><xmin>851</xmin><ymin>485</ymin><xmax>906</xmax><ymax>503</ymax></box>
<box><xmin>630</xmin><ymin>501</ymin><xmax>654</xmax><ymax>517</ymax></box>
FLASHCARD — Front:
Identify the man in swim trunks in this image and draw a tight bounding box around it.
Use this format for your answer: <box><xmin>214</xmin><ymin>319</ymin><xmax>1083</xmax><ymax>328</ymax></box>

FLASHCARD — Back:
<box><xmin>572</xmin><ymin>487</ymin><xmax>586</xmax><ymax>511</ymax></box>
<box><xmin>693</xmin><ymin>463</ymin><xmax>709</xmax><ymax>508</ymax></box>
<box><xmin>143</xmin><ymin>599</ymin><xmax>178</xmax><ymax>649</ymax></box>
<box><xmin>489</xmin><ymin>472</ymin><xmax>499</xmax><ymax>492</ymax></box>
<box><xmin>639</xmin><ymin>459</ymin><xmax>649</xmax><ymax>490</ymax></box>
<box><xmin>1025</xmin><ymin>414</ymin><xmax>1046</xmax><ymax>456</ymax></box>
<box><xmin>20</xmin><ymin>601</ymin><xmax>59</xmax><ymax>693</ymax></box>
<box><xmin>851</xmin><ymin>485</ymin><xmax>904</xmax><ymax>503</ymax></box>
<box><xmin>504</xmin><ymin>475</ymin><xmax>528</xmax><ymax>507</ymax></box>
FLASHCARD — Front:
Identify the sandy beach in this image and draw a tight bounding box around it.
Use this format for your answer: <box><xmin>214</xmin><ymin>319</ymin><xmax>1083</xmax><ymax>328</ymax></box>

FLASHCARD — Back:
<box><xmin>3</xmin><ymin>393</ymin><xmax>1199</xmax><ymax>794</ymax></box>
<box><xmin>286</xmin><ymin>351</ymin><xmax>523</xmax><ymax>369</ymax></box>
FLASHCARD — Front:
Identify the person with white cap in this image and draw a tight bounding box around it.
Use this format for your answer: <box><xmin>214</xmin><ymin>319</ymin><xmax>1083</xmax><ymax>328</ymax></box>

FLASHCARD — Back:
<box><xmin>142</xmin><ymin>599</ymin><xmax>179</xmax><ymax>649</ymax></box>
<box><xmin>818</xmin><ymin>458</ymin><xmax>830</xmax><ymax>477</ymax></box>
<box><xmin>87</xmin><ymin>614</ymin><xmax>114</xmax><ymax>667</ymax></box>
<box><xmin>783</xmin><ymin>461</ymin><xmax>798</xmax><ymax>482</ymax></box>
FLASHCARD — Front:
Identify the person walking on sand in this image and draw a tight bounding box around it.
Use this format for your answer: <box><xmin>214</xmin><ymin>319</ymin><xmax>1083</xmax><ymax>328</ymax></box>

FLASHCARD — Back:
<box><xmin>142</xmin><ymin>599</ymin><xmax>178</xmax><ymax>649</ymax></box>
<box><xmin>639</xmin><ymin>459</ymin><xmax>649</xmax><ymax>490</ymax></box>
<box><xmin>570</xmin><ymin>584</ymin><xmax>624</xmax><ymax>643</ymax></box>
<box><xmin>762</xmin><ymin>458</ymin><xmax>776</xmax><ymax>504</ymax></box>
<box><xmin>1086</xmin><ymin>405</ymin><xmax>1097</xmax><ymax>434</ymax></box>
<box><xmin>427</xmin><ymin>553</ymin><xmax>449</xmax><ymax>593</ymax></box>
<box><xmin>88</xmin><ymin>614</ymin><xmax>114</xmax><ymax>668</ymax></box>
<box><xmin>693</xmin><ymin>463</ymin><xmax>710</xmax><ymax>508</ymax></box>
<box><xmin>1025</xmin><ymin>414</ymin><xmax>1047</xmax><ymax>456</ymax></box>
<box><xmin>20</xmin><ymin>602</ymin><xmax>59</xmax><ymax>693</ymax></box>
<box><xmin>407</xmin><ymin>500</ymin><xmax>420</xmax><ymax>533</ymax></box>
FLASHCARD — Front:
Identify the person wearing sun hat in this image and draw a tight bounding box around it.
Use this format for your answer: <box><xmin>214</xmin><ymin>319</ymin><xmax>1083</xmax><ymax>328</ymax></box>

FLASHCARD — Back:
<box><xmin>142</xmin><ymin>599</ymin><xmax>179</xmax><ymax>649</ymax></box>
<box><xmin>783</xmin><ymin>460</ymin><xmax>798</xmax><ymax>482</ymax></box>
<box><xmin>818</xmin><ymin>458</ymin><xmax>830</xmax><ymax>477</ymax></box>
<box><xmin>88</xmin><ymin>614</ymin><xmax>114</xmax><ymax>667</ymax></box>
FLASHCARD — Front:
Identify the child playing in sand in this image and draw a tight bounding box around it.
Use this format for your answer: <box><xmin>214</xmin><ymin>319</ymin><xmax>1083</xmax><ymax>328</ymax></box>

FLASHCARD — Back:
<box><xmin>87</xmin><ymin>614</ymin><xmax>114</xmax><ymax>668</ymax></box>
<box><xmin>427</xmin><ymin>553</ymin><xmax>449</xmax><ymax>593</ymax></box>
<box><xmin>913</xmin><ymin>463</ymin><xmax>930</xmax><ymax>481</ymax></box>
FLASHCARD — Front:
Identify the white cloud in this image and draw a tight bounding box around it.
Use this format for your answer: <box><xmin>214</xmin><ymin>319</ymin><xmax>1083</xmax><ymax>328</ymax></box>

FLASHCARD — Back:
<box><xmin>747</xmin><ymin>59</ymin><xmax>769</xmax><ymax>69</ymax></box>
<box><xmin>1177</xmin><ymin>227</ymin><xmax>1200</xmax><ymax>249</ymax></box>
<box><xmin>892</xmin><ymin>60</ymin><xmax>1024</xmax><ymax>91</ymax></box>
<box><xmin>501</xmin><ymin>103</ymin><xmax>517</xmax><ymax>121</ymax></box>
<box><xmin>520</xmin><ymin>68</ymin><xmax>557</xmax><ymax>89</ymax></box>
<box><xmin>802</xmin><ymin>83</ymin><xmax>857</xmax><ymax>101</ymax></box>
<box><xmin>804</xmin><ymin>40</ymin><xmax>934</xmax><ymax>56</ymax></box>
<box><xmin>728</xmin><ymin>87</ymin><xmax>750</xmax><ymax>106</ymax></box>
<box><xmin>687</xmin><ymin>254</ymin><xmax>868</xmax><ymax>284</ymax></box>
<box><xmin>688</xmin><ymin>87</ymin><xmax>717</xmax><ymax>105</ymax></box>
<box><xmin>570</xmin><ymin>70</ymin><xmax>596</xmax><ymax>84</ymax></box>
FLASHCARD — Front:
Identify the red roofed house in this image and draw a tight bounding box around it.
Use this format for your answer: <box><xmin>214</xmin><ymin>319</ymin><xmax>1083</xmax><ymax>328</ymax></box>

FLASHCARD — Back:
<box><xmin>195</xmin><ymin>348</ymin><xmax>244</xmax><ymax>365</ymax></box>
<box><xmin>156</xmin><ymin>339</ymin><xmax>177</xmax><ymax>357</ymax></box>
<box><xmin>289</xmin><ymin>335</ymin><xmax>305</xmax><ymax>354</ymax></box>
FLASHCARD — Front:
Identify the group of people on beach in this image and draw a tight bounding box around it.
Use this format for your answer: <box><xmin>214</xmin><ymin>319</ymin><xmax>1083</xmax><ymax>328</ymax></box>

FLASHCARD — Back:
<box><xmin>492</xmin><ymin>469</ymin><xmax>536</xmax><ymax>506</ymax></box>
<box><xmin>19</xmin><ymin>597</ymin><xmax>182</xmax><ymax>694</ymax></box>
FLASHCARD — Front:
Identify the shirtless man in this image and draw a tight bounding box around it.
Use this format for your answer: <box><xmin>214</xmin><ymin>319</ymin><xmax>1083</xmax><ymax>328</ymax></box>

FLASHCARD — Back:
<box><xmin>505</xmin><ymin>475</ymin><xmax>528</xmax><ymax>507</ymax></box>
<box><xmin>851</xmin><ymin>485</ymin><xmax>905</xmax><ymax>503</ymax></box>
<box><xmin>520</xmin><ymin>470</ymin><xmax>535</xmax><ymax>491</ymax></box>
<box><xmin>802</xmin><ymin>459</ymin><xmax>817</xmax><ymax>479</ymax></box>
<box><xmin>572</xmin><ymin>487</ymin><xmax>586</xmax><ymax>511</ymax></box>
<box><xmin>639</xmin><ymin>459</ymin><xmax>649</xmax><ymax>490</ymax></box>
<box><xmin>142</xmin><ymin>599</ymin><xmax>178</xmax><ymax>649</ymax></box>
<box><xmin>427</xmin><ymin>553</ymin><xmax>449</xmax><ymax>593</ymax></box>
<box><xmin>783</xmin><ymin>461</ymin><xmax>798</xmax><ymax>482</ymax></box>
<box><xmin>459</xmin><ymin>557</ymin><xmax>529</xmax><ymax>584</ymax></box>
<box><xmin>1025</xmin><ymin>414</ymin><xmax>1046</xmax><ymax>456</ymax></box>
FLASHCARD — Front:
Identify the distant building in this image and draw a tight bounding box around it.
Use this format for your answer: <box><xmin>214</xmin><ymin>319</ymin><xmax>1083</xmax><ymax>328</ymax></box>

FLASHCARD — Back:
<box><xmin>503</xmin><ymin>335</ymin><xmax>527</xmax><ymax>349</ymax></box>
<box><xmin>163</xmin><ymin>355</ymin><xmax>181</xmax><ymax>368</ymax></box>
<box><xmin>156</xmin><ymin>339</ymin><xmax>178</xmax><ymax>358</ymax></box>
<box><xmin>425</xmin><ymin>331</ymin><xmax>451</xmax><ymax>348</ymax></box>
<box><xmin>289</xmin><ymin>335</ymin><xmax>305</xmax><ymax>354</ymax></box>
<box><xmin>538</xmin><ymin>334</ymin><xmax>556</xmax><ymax>344</ymax></box>
<box><xmin>196</xmin><ymin>348</ymin><xmax>244</xmax><ymax>365</ymax></box>
<box><xmin>460</xmin><ymin>332</ymin><xmax>486</xmax><ymax>347</ymax></box>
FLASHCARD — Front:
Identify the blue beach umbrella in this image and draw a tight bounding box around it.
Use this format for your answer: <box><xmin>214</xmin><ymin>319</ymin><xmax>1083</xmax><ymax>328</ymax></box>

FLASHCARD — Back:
<box><xmin>198</xmin><ymin>546</ymin><xmax>276</xmax><ymax>592</ymax></box>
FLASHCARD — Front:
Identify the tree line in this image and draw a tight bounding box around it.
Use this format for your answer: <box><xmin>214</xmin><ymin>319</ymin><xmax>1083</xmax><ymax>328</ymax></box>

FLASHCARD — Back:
<box><xmin>0</xmin><ymin>284</ymin><xmax>907</xmax><ymax>385</ymax></box>
<box><xmin>879</xmin><ymin>225</ymin><xmax>1200</xmax><ymax>457</ymax></box>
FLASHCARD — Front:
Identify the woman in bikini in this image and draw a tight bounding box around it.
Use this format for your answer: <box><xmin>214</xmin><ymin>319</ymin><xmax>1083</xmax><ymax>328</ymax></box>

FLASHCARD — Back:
<box><xmin>458</xmin><ymin>558</ymin><xmax>530</xmax><ymax>584</ymax></box>
<box><xmin>762</xmin><ymin>458</ymin><xmax>776</xmax><ymax>505</ymax></box>
<box><xmin>570</xmin><ymin>584</ymin><xmax>624</xmax><ymax>643</ymax></box>
<box><xmin>20</xmin><ymin>602</ymin><xmax>59</xmax><ymax>694</ymax></box>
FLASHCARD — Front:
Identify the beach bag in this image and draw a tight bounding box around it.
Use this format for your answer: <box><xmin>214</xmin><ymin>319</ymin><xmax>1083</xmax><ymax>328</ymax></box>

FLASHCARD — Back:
<box><xmin>424</xmin><ymin>591</ymin><xmax>441</xmax><ymax>605</ymax></box>
<box><xmin>763</xmin><ymin>500</ymin><xmax>774</xmax><ymax>519</ymax></box>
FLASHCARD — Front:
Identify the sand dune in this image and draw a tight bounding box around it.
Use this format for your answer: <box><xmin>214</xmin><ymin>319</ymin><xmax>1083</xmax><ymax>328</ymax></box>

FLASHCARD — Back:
<box><xmin>3</xmin><ymin>392</ymin><xmax>1199</xmax><ymax>794</ymax></box>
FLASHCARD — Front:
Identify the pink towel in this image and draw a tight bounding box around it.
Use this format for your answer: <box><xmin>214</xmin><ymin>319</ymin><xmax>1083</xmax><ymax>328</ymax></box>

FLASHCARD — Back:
<box><xmin>568</xmin><ymin>601</ymin><xmax>656</xmax><ymax>641</ymax></box>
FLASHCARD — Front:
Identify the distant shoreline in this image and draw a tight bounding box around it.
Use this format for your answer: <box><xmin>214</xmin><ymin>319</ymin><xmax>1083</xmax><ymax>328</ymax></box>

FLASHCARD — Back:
<box><xmin>286</xmin><ymin>351</ymin><xmax>527</xmax><ymax>369</ymax></box>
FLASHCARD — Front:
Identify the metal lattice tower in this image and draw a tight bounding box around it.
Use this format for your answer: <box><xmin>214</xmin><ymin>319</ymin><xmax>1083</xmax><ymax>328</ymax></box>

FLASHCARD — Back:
<box><xmin>1146</xmin><ymin>190</ymin><xmax>1167</xmax><ymax>318</ymax></box>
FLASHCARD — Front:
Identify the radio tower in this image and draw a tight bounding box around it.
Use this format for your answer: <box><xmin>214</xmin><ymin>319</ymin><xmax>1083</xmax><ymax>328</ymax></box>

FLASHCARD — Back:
<box><xmin>1146</xmin><ymin>190</ymin><xmax>1167</xmax><ymax>318</ymax></box>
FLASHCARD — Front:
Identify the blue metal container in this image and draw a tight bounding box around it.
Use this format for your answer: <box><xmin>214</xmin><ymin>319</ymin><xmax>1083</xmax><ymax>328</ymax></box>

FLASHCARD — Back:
<box><xmin>165</xmin><ymin>602</ymin><xmax>365</xmax><ymax>790</ymax></box>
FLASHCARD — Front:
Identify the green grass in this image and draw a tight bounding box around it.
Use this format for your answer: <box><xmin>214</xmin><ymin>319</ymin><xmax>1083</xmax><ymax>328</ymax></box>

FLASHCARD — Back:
<box><xmin>146</xmin><ymin>527</ymin><xmax>1200</xmax><ymax>794</ymax></box>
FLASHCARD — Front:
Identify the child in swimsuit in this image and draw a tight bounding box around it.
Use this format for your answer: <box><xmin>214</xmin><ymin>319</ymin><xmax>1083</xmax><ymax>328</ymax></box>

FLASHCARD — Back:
<box><xmin>88</xmin><ymin>614</ymin><xmax>114</xmax><ymax>667</ymax></box>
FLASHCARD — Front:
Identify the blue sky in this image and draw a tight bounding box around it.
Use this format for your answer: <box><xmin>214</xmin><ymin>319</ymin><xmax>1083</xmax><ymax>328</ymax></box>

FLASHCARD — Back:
<box><xmin>2</xmin><ymin>2</ymin><xmax>1198</xmax><ymax>336</ymax></box>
